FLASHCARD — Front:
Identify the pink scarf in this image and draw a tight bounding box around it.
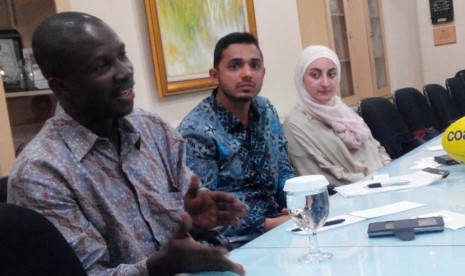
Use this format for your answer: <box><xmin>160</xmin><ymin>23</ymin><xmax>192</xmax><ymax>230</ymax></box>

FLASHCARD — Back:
<box><xmin>294</xmin><ymin>45</ymin><xmax>370</xmax><ymax>149</ymax></box>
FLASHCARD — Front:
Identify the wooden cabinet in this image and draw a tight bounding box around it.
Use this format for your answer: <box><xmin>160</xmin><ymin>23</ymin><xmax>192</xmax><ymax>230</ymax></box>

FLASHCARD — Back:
<box><xmin>297</xmin><ymin>0</ymin><xmax>390</xmax><ymax>106</ymax></box>
<box><xmin>0</xmin><ymin>0</ymin><xmax>69</xmax><ymax>177</ymax></box>
<box><xmin>0</xmin><ymin>79</ymin><xmax>15</xmax><ymax>176</ymax></box>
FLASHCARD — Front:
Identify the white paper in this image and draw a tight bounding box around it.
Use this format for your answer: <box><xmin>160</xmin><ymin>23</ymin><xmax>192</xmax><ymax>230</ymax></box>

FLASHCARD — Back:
<box><xmin>417</xmin><ymin>210</ymin><xmax>465</xmax><ymax>230</ymax></box>
<box><xmin>335</xmin><ymin>170</ymin><xmax>444</xmax><ymax>197</ymax></box>
<box><xmin>348</xmin><ymin>201</ymin><xmax>425</xmax><ymax>219</ymax></box>
<box><xmin>410</xmin><ymin>157</ymin><xmax>441</xmax><ymax>170</ymax></box>
<box><xmin>287</xmin><ymin>214</ymin><xmax>366</xmax><ymax>234</ymax></box>
<box><xmin>427</xmin><ymin>145</ymin><xmax>443</xmax><ymax>151</ymax></box>
<box><xmin>372</xmin><ymin>174</ymin><xmax>390</xmax><ymax>181</ymax></box>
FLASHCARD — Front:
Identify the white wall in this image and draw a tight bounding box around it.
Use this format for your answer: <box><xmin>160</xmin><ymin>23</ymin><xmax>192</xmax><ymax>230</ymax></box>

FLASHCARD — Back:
<box><xmin>377</xmin><ymin>0</ymin><xmax>465</xmax><ymax>93</ymax></box>
<box><xmin>359</xmin><ymin>0</ymin><xmax>465</xmax><ymax>93</ymax></box>
<box><xmin>68</xmin><ymin>0</ymin><xmax>301</xmax><ymax>125</ymax></box>
<box><xmin>381</xmin><ymin>0</ymin><xmax>423</xmax><ymax>92</ymax></box>
<box><xmin>416</xmin><ymin>0</ymin><xmax>465</xmax><ymax>87</ymax></box>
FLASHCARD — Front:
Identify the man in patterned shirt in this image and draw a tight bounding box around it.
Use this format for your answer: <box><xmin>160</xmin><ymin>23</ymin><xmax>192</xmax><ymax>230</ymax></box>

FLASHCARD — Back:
<box><xmin>7</xmin><ymin>12</ymin><xmax>245</xmax><ymax>276</ymax></box>
<box><xmin>177</xmin><ymin>32</ymin><xmax>295</xmax><ymax>247</ymax></box>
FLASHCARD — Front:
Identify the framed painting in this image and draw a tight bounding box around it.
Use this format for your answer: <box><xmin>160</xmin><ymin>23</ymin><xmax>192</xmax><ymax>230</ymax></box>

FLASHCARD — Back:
<box><xmin>144</xmin><ymin>0</ymin><xmax>257</xmax><ymax>97</ymax></box>
<box><xmin>0</xmin><ymin>29</ymin><xmax>24</xmax><ymax>92</ymax></box>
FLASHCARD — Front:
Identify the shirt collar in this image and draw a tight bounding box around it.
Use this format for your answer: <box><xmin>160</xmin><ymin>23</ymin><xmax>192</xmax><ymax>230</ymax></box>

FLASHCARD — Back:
<box><xmin>57</xmin><ymin>111</ymin><xmax>141</xmax><ymax>161</ymax></box>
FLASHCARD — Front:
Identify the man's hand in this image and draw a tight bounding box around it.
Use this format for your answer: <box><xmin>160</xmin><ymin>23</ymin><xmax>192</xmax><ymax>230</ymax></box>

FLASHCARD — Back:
<box><xmin>147</xmin><ymin>213</ymin><xmax>245</xmax><ymax>276</ymax></box>
<box><xmin>184</xmin><ymin>175</ymin><xmax>246</xmax><ymax>229</ymax></box>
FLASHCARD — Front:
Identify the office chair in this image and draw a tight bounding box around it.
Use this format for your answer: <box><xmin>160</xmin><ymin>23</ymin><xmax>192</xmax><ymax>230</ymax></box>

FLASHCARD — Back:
<box><xmin>0</xmin><ymin>176</ymin><xmax>7</xmax><ymax>202</ymax></box>
<box><xmin>359</xmin><ymin>97</ymin><xmax>422</xmax><ymax>159</ymax></box>
<box><xmin>423</xmin><ymin>83</ymin><xmax>461</xmax><ymax>132</ymax></box>
<box><xmin>393</xmin><ymin>87</ymin><xmax>440</xmax><ymax>141</ymax></box>
<box><xmin>0</xmin><ymin>203</ymin><xmax>87</xmax><ymax>276</ymax></box>
<box><xmin>455</xmin><ymin>69</ymin><xmax>465</xmax><ymax>81</ymax></box>
<box><xmin>445</xmin><ymin>77</ymin><xmax>465</xmax><ymax>116</ymax></box>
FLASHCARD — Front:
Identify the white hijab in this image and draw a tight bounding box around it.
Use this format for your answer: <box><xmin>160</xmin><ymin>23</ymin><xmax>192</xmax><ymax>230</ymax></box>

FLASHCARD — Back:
<box><xmin>294</xmin><ymin>45</ymin><xmax>370</xmax><ymax>150</ymax></box>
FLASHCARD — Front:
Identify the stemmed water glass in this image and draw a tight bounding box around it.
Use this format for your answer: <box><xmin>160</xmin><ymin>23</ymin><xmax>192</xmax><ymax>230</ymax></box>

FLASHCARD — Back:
<box><xmin>284</xmin><ymin>175</ymin><xmax>333</xmax><ymax>263</ymax></box>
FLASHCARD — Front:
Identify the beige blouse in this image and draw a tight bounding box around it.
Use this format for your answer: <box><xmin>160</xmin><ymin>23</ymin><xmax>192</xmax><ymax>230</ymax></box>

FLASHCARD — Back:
<box><xmin>283</xmin><ymin>105</ymin><xmax>391</xmax><ymax>186</ymax></box>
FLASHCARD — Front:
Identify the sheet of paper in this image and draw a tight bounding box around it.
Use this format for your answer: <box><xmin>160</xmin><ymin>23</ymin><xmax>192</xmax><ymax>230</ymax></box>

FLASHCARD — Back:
<box><xmin>335</xmin><ymin>170</ymin><xmax>445</xmax><ymax>197</ymax></box>
<box><xmin>348</xmin><ymin>201</ymin><xmax>425</xmax><ymax>219</ymax></box>
<box><xmin>428</xmin><ymin>145</ymin><xmax>443</xmax><ymax>151</ymax></box>
<box><xmin>410</xmin><ymin>157</ymin><xmax>441</xmax><ymax>170</ymax></box>
<box><xmin>287</xmin><ymin>214</ymin><xmax>366</xmax><ymax>234</ymax></box>
<box><xmin>417</xmin><ymin>210</ymin><xmax>465</xmax><ymax>230</ymax></box>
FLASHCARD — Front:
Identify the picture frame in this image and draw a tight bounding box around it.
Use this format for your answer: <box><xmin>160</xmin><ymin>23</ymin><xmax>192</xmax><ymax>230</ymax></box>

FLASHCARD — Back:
<box><xmin>23</xmin><ymin>48</ymin><xmax>49</xmax><ymax>90</ymax></box>
<box><xmin>0</xmin><ymin>29</ymin><xmax>24</xmax><ymax>92</ymax></box>
<box><xmin>144</xmin><ymin>0</ymin><xmax>257</xmax><ymax>98</ymax></box>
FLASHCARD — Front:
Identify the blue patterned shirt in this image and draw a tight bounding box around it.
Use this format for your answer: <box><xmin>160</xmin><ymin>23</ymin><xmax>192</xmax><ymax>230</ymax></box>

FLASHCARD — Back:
<box><xmin>8</xmin><ymin>108</ymin><xmax>193</xmax><ymax>276</ymax></box>
<box><xmin>177</xmin><ymin>94</ymin><xmax>295</xmax><ymax>242</ymax></box>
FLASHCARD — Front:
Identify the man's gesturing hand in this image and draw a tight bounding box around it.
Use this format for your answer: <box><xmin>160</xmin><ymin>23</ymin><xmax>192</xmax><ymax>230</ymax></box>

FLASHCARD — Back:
<box><xmin>183</xmin><ymin>175</ymin><xmax>246</xmax><ymax>229</ymax></box>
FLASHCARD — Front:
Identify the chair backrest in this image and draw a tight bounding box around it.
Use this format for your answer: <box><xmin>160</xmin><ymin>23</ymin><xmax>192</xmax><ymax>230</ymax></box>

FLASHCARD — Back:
<box><xmin>0</xmin><ymin>176</ymin><xmax>7</xmax><ymax>202</ymax></box>
<box><xmin>359</xmin><ymin>97</ymin><xmax>422</xmax><ymax>159</ymax></box>
<box><xmin>423</xmin><ymin>83</ymin><xmax>461</xmax><ymax>132</ymax></box>
<box><xmin>445</xmin><ymin>77</ymin><xmax>465</xmax><ymax>116</ymax></box>
<box><xmin>455</xmin><ymin>69</ymin><xmax>465</xmax><ymax>81</ymax></box>
<box><xmin>393</xmin><ymin>87</ymin><xmax>440</xmax><ymax>138</ymax></box>
<box><xmin>0</xmin><ymin>203</ymin><xmax>87</xmax><ymax>276</ymax></box>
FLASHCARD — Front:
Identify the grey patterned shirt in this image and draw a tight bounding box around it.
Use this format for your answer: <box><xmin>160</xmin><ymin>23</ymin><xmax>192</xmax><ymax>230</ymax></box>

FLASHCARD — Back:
<box><xmin>8</xmin><ymin>108</ymin><xmax>193</xmax><ymax>275</ymax></box>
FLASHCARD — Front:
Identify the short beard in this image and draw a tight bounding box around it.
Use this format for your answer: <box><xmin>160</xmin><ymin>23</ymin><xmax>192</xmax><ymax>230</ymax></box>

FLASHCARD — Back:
<box><xmin>218</xmin><ymin>87</ymin><xmax>256</xmax><ymax>103</ymax></box>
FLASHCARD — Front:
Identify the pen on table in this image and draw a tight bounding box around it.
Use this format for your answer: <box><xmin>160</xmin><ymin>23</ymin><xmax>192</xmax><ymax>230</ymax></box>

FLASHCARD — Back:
<box><xmin>366</xmin><ymin>180</ymin><xmax>410</xmax><ymax>188</ymax></box>
<box><xmin>291</xmin><ymin>218</ymin><xmax>346</xmax><ymax>232</ymax></box>
<box><xmin>323</xmin><ymin>218</ymin><xmax>346</xmax><ymax>227</ymax></box>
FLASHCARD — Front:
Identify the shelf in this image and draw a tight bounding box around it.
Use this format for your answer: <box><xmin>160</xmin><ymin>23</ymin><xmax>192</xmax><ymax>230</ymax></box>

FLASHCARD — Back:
<box><xmin>5</xmin><ymin>89</ymin><xmax>53</xmax><ymax>98</ymax></box>
<box><xmin>0</xmin><ymin>0</ymin><xmax>69</xmax><ymax>166</ymax></box>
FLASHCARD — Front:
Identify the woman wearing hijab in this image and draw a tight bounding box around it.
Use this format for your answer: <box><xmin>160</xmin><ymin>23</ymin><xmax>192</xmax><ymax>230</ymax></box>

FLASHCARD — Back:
<box><xmin>283</xmin><ymin>45</ymin><xmax>390</xmax><ymax>186</ymax></box>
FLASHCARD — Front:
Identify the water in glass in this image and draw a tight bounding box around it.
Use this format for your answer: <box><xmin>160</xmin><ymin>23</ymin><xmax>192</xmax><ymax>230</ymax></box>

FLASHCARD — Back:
<box><xmin>286</xmin><ymin>180</ymin><xmax>333</xmax><ymax>263</ymax></box>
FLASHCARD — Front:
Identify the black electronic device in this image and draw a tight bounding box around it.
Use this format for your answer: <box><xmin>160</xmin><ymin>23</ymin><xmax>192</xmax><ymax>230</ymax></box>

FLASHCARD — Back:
<box><xmin>422</xmin><ymin>167</ymin><xmax>450</xmax><ymax>178</ymax></box>
<box><xmin>434</xmin><ymin>154</ymin><xmax>460</xmax><ymax>165</ymax></box>
<box><xmin>368</xmin><ymin>216</ymin><xmax>445</xmax><ymax>241</ymax></box>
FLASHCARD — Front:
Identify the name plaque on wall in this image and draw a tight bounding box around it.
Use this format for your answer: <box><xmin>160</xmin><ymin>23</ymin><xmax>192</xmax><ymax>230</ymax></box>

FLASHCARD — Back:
<box><xmin>433</xmin><ymin>25</ymin><xmax>456</xmax><ymax>46</ymax></box>
<box><xmin>429</xmin><ymin>0</ymin><xmax>454</xmax><ymax>24</ymax></box>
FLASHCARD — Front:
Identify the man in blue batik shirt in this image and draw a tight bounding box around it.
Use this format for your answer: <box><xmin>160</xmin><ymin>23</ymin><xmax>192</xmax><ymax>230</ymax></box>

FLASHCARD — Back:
<box><xmin>178</xmin><ymin>32</ymin><xmax>295</xmax><ymax>247</ymax></box>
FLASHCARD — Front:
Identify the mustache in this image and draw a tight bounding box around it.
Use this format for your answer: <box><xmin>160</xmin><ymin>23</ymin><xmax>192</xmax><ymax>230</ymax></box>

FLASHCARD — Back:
<box><xmin>237</xmin><ymin>81</ymin><xmax>255</xmax><ymax>87</ymax></box>
<box><xmin>117</xmin><ymin>80</ymin><xmax>135</xmax><ymax>92</ymax></box>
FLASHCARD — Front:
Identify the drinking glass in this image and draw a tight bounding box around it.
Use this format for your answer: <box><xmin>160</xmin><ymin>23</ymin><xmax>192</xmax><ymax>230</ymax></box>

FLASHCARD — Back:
<box><xmin>284</xmin><ymin>175</ymin><xmax>333</xmax><ymax>263</ymax></box>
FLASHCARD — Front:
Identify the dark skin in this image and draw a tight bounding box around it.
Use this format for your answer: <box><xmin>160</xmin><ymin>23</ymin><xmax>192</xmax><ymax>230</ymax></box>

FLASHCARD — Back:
<box><xmin>49</xmin><ymin>20</ymin><xmax>135</xmax><ymax>148</ymax></box>
<box><xmin>46</xmin><ymin>14</ymin><xmax>245</xmax><ymax>275</ymax></box>
<box><xmin>184</xmin><ymin>175</ymin><xmax>245</xmax><ymax>228</ymax></box>
<box><xmin>148</xmin><ymin>213</ymin><xmax>244</xmax><ymax>276</ymax></box>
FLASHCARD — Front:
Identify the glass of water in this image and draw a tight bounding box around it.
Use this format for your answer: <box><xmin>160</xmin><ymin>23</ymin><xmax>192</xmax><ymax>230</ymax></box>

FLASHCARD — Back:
<box><xmin>284</xmin><ymin>175</ymin><xmax>333</xmax><ymax>263</ymax></box>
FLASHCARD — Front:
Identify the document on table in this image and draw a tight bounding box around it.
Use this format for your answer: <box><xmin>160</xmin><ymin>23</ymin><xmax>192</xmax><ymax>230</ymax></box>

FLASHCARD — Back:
<box><xmin>287</xmin><ymin>201</ymin><xmax>425</xmax><ymax>234</ymax></box>
<box><xmin>349</xmin><ymin>201</ymin><xmax>425</xmax><ymax>219</ymax></box>
<box><xmin>335</xmin><ymin>170</ymin><xmax>445</xmax><ymax>197</ymax></box>
<box><xmin>427</xmin><ymin>145</ymin><xmax>443</xmax><ymax>151</ymax></box>
<box><xmin>410</xmin><ymin>157</ymin><xmax>441</xmax><ymax>170</ymax></box>
<box><xmin>417</xmin><ymin>210</ymin><xmax>465</xmax><ymax>230</ymax></box>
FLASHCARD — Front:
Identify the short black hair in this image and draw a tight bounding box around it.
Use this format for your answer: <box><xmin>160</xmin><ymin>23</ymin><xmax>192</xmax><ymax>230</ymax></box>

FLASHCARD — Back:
<box><xmin>32</xmin><ymin>12</ymin><xmax>104</xmax><ymax>79</ymax></box>
<box><xmin>213</xmin><ymin>32</ymin><xmax>262</xmax><ymax>69</ymax></box>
